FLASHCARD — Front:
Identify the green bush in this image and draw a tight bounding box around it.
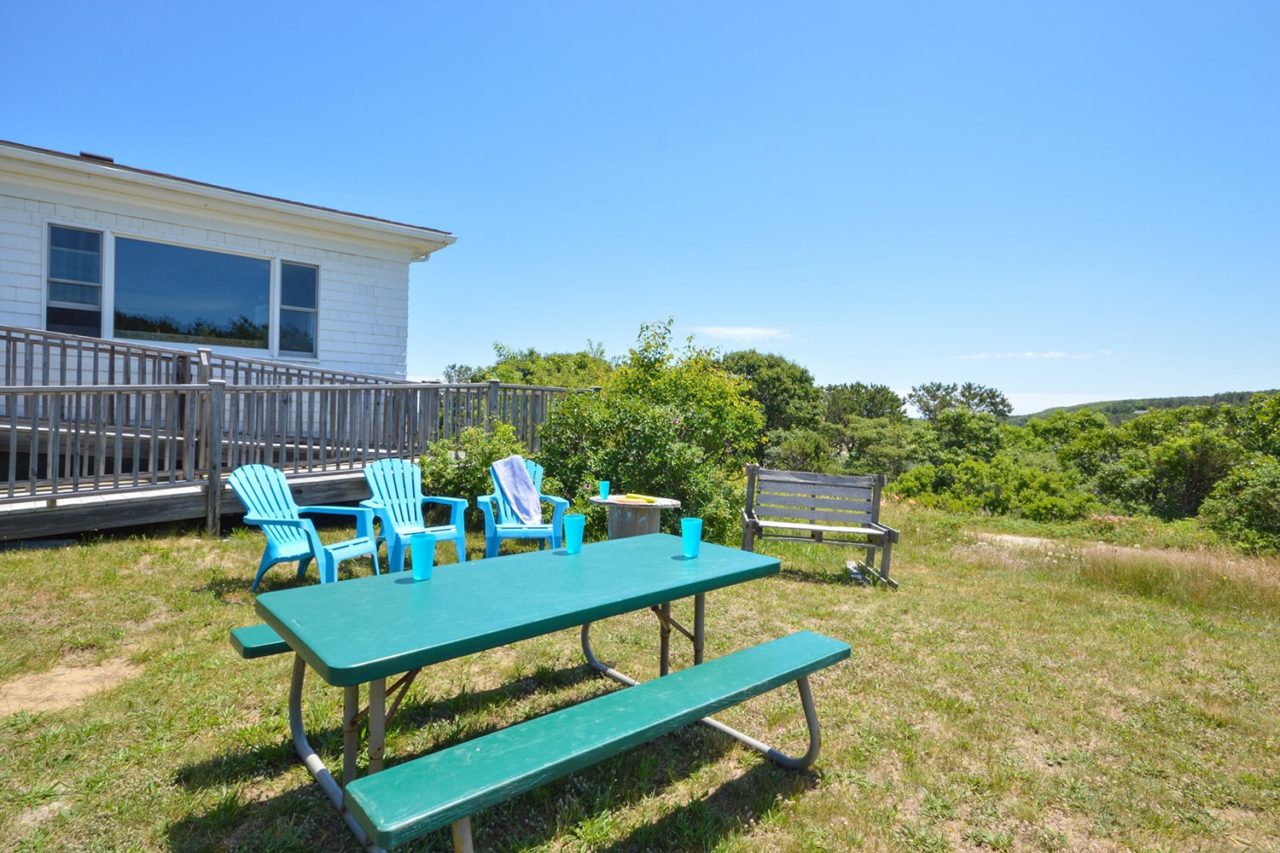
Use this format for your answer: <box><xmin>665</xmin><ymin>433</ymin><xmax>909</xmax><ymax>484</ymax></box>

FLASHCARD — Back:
<box><xmin>889</xmin><ymin>454</ymin><xmax>1096</xmax><ymax>521</ymax></box>
<box><xmin>763</xmin><ymin>428</ymin><xmax>835</xmax><ymax>473</ymax></box>
<box><xmin>419</xmin><ymin>423</ymin><xmax>527</xmax><ymax>527</ymax></box>
<box><xmin>537</xmin><ymin>320</ymin><xmax>764</xmax><ymax>544</ymax></box>
<box><xmin>1199</xmin><ymin>456</ymin><xmax>1280</xmax><ymax>553</ymax></box>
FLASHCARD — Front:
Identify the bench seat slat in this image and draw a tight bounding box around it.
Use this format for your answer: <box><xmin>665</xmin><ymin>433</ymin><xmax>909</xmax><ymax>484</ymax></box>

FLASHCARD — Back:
<box><xmin>754</xmin><ymin>519</ymin><xmax>885</xmax><ymax>536</ymax></box>
<box><xmin>344</xmin><ymin>631</ymin><xmax>850</xmax><ymax>849</ymax></box>
<box><xmin>230</xmin><ymin>624</ymin><xmax>291</xmax><ymax>659</ymax></box>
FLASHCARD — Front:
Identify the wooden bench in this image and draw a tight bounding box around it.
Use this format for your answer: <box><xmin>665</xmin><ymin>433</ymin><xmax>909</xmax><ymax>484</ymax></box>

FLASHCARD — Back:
<box><xmin>343</xmin><ymin>631</ymin><xmax>850</xmax><ymax>850</ymax></box>
<box><xmin>742</xmin><ymin>465</ymin><xmax>900</xmax><ymax>587</ymax></box>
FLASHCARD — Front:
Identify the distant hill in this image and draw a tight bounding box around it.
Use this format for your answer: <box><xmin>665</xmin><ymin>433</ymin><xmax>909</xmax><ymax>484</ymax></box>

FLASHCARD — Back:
<box><xmin>1008</xmin><ymin>389</ymin><xmax>1278</xmax><ymax>426</ymax></box>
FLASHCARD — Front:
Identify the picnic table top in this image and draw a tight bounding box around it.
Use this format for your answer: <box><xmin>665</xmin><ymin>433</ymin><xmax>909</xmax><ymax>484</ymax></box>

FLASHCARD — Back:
<box><xmin>255</xmin><ymin>533</ymin><xmax>779</xmax><ymax>686</ymax></box>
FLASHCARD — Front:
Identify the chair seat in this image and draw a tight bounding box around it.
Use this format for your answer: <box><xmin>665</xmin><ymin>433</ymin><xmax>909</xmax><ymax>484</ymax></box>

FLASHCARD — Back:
<box><xmin>390</xmin><ymin>522</ymin><xmax>461</xmax><ymax>539</ymax></box>
<box><xmin>328</xmin><ymin>537</ymin><xmax>379</xmax><ymax>559</ymax></box>
<box><xmin>494</xmin><ymin>524</ymin><xmax>553</xmax><ymax>538</ymax></box>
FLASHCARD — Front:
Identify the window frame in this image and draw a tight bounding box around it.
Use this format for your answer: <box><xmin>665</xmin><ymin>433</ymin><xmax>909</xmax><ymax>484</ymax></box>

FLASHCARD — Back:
<box><xmin>41</xmin><ymin>222</ymin><xmax>322</xmax><ymax>360</ymax></box>
<box><xmin>278</xmin><ymin>260</ymin><xmax>320</xmax><ymax>357</ymax></box>
<box><xmin>44</xmin><ymin>223</ymin><xmax>105</xmax><ymax>337</ymax></box>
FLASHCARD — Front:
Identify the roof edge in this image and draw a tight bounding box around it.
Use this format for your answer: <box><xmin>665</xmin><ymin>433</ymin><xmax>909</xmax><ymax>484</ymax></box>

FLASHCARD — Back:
<box><xmin>0</xmin><ymin>139</ymin><xmax>456</xmax><ymax>255</ymax></box>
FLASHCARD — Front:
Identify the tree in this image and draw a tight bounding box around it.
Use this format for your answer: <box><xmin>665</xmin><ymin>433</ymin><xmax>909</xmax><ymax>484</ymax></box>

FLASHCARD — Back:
<box><xmin>459</xmin><ymin>342</ymin><xmax>612</xmax><ymax>388</ymax></box>
<box><xmin>719</xmin><ymin>350</ymin><xmax>821</xmax><ymax>433</ymax></box>
<box><xmin>906</xmin><ymin>382</ymin><xmax>958</xmax><ymax>420</ymax></box>
<box><xmin>1200</xmin><ymin>456</ymin><xmax>1280</xmax><ymax>553</ymax></box>
<box><xmin>957</xmin><ymin>382</ymin><xmax>1013</xmax><ymax>419</ymax></box>
<box><xmin>907</xmin><ymin>381</ymin><xmax>1011</xmax><ymax>420</ymax></box>
<box><xmin>823</xmin><ymin>382</ymin><xmax>905</xmax><ymax>422</ymax></box>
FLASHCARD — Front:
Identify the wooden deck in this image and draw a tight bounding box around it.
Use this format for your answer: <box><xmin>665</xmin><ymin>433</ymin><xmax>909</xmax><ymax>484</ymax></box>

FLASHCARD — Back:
<box><xmin>0</xmin><ymin>469</ymin><xmax>369</xmax><ymax>540</ymax></box>
<box><xmin>0</xmin><ymin>324</ymin><xmax>595</xmax><ymax>541</ymax></box>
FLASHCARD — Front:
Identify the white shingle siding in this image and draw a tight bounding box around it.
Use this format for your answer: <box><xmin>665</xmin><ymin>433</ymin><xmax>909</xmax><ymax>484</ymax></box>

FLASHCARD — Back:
<box><xmin>0</xmin><ymin>173</ymin><xmax>436</xmax><ymax>380</ymax></box>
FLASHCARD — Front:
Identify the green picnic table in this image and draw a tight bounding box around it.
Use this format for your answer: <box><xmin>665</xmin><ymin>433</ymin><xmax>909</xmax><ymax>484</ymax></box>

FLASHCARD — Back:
<box><xmin>244</xmin><ymin>533</ymin><xmax>849</xmax><ymax>851</ymax></box>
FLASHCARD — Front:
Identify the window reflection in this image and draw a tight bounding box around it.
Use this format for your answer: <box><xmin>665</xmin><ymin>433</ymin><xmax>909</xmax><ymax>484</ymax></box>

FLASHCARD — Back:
<box><xmin>114</xmin><ymin>238</ymin><xmax>270</xmax><ymax>348</ymax></box>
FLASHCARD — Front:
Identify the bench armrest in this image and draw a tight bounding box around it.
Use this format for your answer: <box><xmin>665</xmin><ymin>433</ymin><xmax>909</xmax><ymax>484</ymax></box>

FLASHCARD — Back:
<box><xmin>868</xmin><ymin>521</ymin><xmax>900</xmax><ymax>543</ymax></box>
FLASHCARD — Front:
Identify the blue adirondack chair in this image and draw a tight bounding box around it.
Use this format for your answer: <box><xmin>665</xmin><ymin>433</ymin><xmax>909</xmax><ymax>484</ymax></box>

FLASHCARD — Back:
<box><xmin>228</xmin><ymin>464</ymin><xmax>380</xmax><ymax>590</ymax></box>
<box><xmin>477</xmin><ymin>459</ymin><xmax>569</xmax><ymax>558</ymax></box>
<box><xmin>360</xmin><ymin>458</ymin><xmax>468</xmax><ymax>572</ymax></box>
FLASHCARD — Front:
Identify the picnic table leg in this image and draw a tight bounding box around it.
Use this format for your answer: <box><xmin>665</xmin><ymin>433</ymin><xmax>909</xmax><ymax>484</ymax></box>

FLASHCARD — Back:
<box><xmin>659</xmin><ymin>602</ymin><xmax>671</xmax><ymax>676</ymax></box>
<box><xmin>694</xmin><ymin>593</ymin><xmax>705</xmax><ymax>665</ymax></box>
<box><xmin>580</xmin><ymin>615</ymin><xmax>825</xmax><ymax>770</ymax></box>
<box><xmin>368</xmin><ymin>678</ymin><xmax>387</xmax><ymax>773</ymax></box>
<box><xmin>288</xmin><ymin>656</ymin><xmax>379</xmax><ymax>849</ymax></box>
<box><xmin>343</xmin><ymin>686</ymin><xmax>360</xmax><ymax>784</ymax></box>
<box><xmin>451</xmin><ymin>817</ymin><xmax>475</xmax><ymax>853</ymax></box>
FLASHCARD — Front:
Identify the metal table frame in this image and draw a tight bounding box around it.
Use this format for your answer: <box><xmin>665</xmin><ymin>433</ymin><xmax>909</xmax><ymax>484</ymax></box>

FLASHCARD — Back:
<box><xmin>266</xmin><ymin>538</ymin><xmax>821</xmax><ymax>851</ymax></box>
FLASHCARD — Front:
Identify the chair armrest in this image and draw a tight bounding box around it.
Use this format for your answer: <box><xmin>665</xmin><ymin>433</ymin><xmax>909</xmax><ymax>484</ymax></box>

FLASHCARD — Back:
<box><xmin>359</xmin><ymin>498</ymin><xmax>385</xmax><ymax>510</ymax></box>
<box><xmin>476</xmin><ymin>494</ymin><xmax>498</xmax><ymax>535</ymax></box>
<box><xmin>243</xmin><ymin>515</ymin><xmax>310</xmax><ymax>530</ymax></box>
<box><xmin>540</xmin><ymin>494</ymin><xmax>570</xmax><ymax>511</ymax></box>
<box><xmin>424</xmin><ymin>495</ymin><xmax>468</xmax><ymax>528</ymax></box>
<box><xmin>422</xmin><ymin>496</ymin><xmax>468</xmax><ymax>511</ymax></box>
<box><xmin>298</xmin><ymin>505</ymin><xmax>369</xmax><ymax>517</ymax></box>
<box><xmin>298</xmin><ymin>505</ymin><xmax>376</xmax><ymax>540</ymax></box>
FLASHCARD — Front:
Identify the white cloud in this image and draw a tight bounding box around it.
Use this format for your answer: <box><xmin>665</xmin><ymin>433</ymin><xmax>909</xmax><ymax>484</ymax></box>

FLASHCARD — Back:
<box><xmin>690</xmin><ymin>326</ymin><xmax>789</xmax><ymax>343</ymax></box>
<box><xmin>952</xmin><ymin>349</ymin><xmax>1113</xmax><ymax>361</ymax></box>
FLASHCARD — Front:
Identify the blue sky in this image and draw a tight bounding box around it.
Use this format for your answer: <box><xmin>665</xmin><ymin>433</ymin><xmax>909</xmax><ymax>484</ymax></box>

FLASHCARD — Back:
<box><xmin>3</xmin><ymin>2</ymin><xmax>1276</xmax><ymax>413</ymax></box>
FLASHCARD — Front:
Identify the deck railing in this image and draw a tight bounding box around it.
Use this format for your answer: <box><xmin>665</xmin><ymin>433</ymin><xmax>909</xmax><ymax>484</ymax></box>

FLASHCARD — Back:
<box><xmin>0</xmin><ymin>324</ymin><xmax>399</xmax><ymax>388</ymax></box>
<box><xmin>0</xmin><ymin>380</ymin><xmax>586</xmax><ymax>523</ymax></box>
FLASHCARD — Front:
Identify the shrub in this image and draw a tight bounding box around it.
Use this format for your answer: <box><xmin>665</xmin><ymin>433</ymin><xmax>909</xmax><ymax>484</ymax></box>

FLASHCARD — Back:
<box><xmin>419</xmin><ymin>423</ymin><xmax>527</xmax><ymax>527</ymax></box>
<box><xmin>537</xmin><ymin>320</ymin><xmax>764</xmax><ymax>544</ymax></box>
<box><xmin>1199</xmin><ymin>456</ymin><xmax>1280</xmax><ymax>554</ymax></box>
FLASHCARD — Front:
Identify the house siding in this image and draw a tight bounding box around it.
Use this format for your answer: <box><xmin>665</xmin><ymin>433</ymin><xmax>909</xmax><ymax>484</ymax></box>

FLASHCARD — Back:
<box><xmin>0</xmin><ymin>179</ymin><xmax>415</xmax><ymax>379</ymax></box>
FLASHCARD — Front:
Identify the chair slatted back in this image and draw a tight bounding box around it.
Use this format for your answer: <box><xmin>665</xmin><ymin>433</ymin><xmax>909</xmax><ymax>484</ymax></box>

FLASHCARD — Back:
<box><xmin>745</xmin><ymin>466</ymin><xmax>884</xmax><ymax>527</ymax></box>
<box><xmin>228</xmin><ymin>464</ymin><xmax>309</xmax><ymax>547</ymax></box>
<box><xmin>364</xmin><ymin>459</ymin><xmax>425</xmax><ymax>529</ymax></box>
<box><xmin>489</xmin><ymin>459</ymin><xmax>545</xmax><ymax>526</ymax></box>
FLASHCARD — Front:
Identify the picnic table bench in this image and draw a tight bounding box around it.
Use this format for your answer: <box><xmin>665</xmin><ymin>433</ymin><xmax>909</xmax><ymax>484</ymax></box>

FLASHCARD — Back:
<box><xmin>742</xmin><ymin>465</ymin><xmax>901</xmax><ymax>587</ymax></box>
<box><xmin>230</xmin><ymin>534</ymin><xmax>850</xmax><ymax>851</ymax></box>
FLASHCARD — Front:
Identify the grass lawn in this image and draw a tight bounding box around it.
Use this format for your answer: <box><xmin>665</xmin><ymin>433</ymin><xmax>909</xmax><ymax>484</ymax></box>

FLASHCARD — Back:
<box><xmin>1</xmin><ymin>504</ymin><xmax>1278</xmax><ymax>851</ymax></box>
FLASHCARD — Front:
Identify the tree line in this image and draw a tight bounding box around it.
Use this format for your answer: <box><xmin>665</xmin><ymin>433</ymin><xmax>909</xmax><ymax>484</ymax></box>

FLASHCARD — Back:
<box><xmin>429</xmin><ymin>328</ymin><xmax>1280</xmax><ymax>553</ymax></box>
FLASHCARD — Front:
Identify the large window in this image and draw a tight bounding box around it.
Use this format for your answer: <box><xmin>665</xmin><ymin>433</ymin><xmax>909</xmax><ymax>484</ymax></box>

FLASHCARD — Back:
<box><xmin>46</xmin><ymin>225</ymin><xmax>103</xmax><ymax>337</ymax></box>
<box><xmin>114</xmin><ymin>238</ymin><xmax>271</xmax><ymax>349</ymax></box>
<box><xmin>280</xmin><ymin>262</ymin><xmax>318</xmax><ymax>355</ymax></box>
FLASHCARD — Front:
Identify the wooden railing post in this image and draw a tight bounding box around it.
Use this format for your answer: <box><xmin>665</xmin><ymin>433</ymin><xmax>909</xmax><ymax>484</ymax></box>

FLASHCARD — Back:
<box><xmin>196</xmin><ymin>348</ymin><xmax>212</xmax><ymax>384</ymax></box>
<box><xmin>205</xmin><ymin>380</ymin><xmax>225</xmax><ymax>536</ymax></box>
<box><xmin>486</xmin><ymin>380</ymin><xmax>500</xmax><ymax>434</ymax></box>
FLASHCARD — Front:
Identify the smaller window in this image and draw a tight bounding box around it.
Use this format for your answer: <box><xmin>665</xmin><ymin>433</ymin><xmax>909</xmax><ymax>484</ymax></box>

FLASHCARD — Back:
<box><xmin>47</xmin><ymin>225</ymin><xmax>103</xmax><ymax>336</ymax></box>
<box><xmin>280</xmin><ymin>261</ymin><xmax>318</xmax><ymax>356</ymax></box>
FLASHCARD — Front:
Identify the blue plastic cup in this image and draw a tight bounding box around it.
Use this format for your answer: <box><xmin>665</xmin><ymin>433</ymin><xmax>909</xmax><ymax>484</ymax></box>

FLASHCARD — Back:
<box><xmin>599</xmin><ymin>480</ymin><xmax>610</xmax><ymax>500</ymax></box>
<box><xmin>564</xmin><ymin>513</ymin><xmax>586</xmax><ymax>555</ymax></box>
<box><xmin>410</xmin><ymin>532</ymin><xmax>436</xmax><ymax>581</ymax></box>
<box><xmin>681</xmin><ymin>517</ymin><xmax>703</xmax><ymax>559</ymax></box>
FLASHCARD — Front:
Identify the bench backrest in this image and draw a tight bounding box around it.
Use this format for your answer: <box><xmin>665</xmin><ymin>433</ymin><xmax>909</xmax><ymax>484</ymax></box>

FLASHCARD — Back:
<box><xmin>745</xmin><ymin>465</ymin><xmax>885</xmax><ymax>526</ymax></box>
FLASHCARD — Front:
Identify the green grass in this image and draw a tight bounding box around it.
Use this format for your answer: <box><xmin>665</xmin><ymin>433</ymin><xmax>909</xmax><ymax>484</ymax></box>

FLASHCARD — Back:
<box><xmin>1</xmin><ymin>506</ymin><xmax>1278</xmax><ymax>851</ymax></box>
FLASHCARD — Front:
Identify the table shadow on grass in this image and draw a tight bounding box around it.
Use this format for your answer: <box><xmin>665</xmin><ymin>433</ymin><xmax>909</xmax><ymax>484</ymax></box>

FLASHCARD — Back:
<box><xmin>168</xmin><ymin>727</ymin><xmax>808</xmax><ymax>852</ymax></box>
<box><xmin>175</xmin><ymin>663</ymin><xmax>603</xmax><ymax>792</ymax></box>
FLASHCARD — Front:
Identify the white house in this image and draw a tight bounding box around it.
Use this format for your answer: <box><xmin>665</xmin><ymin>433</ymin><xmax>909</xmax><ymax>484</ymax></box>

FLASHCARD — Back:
<box><xmin>0</xmin><ymin>139</ymin><xmax>454</xmax><ymax>378</ymax></box>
